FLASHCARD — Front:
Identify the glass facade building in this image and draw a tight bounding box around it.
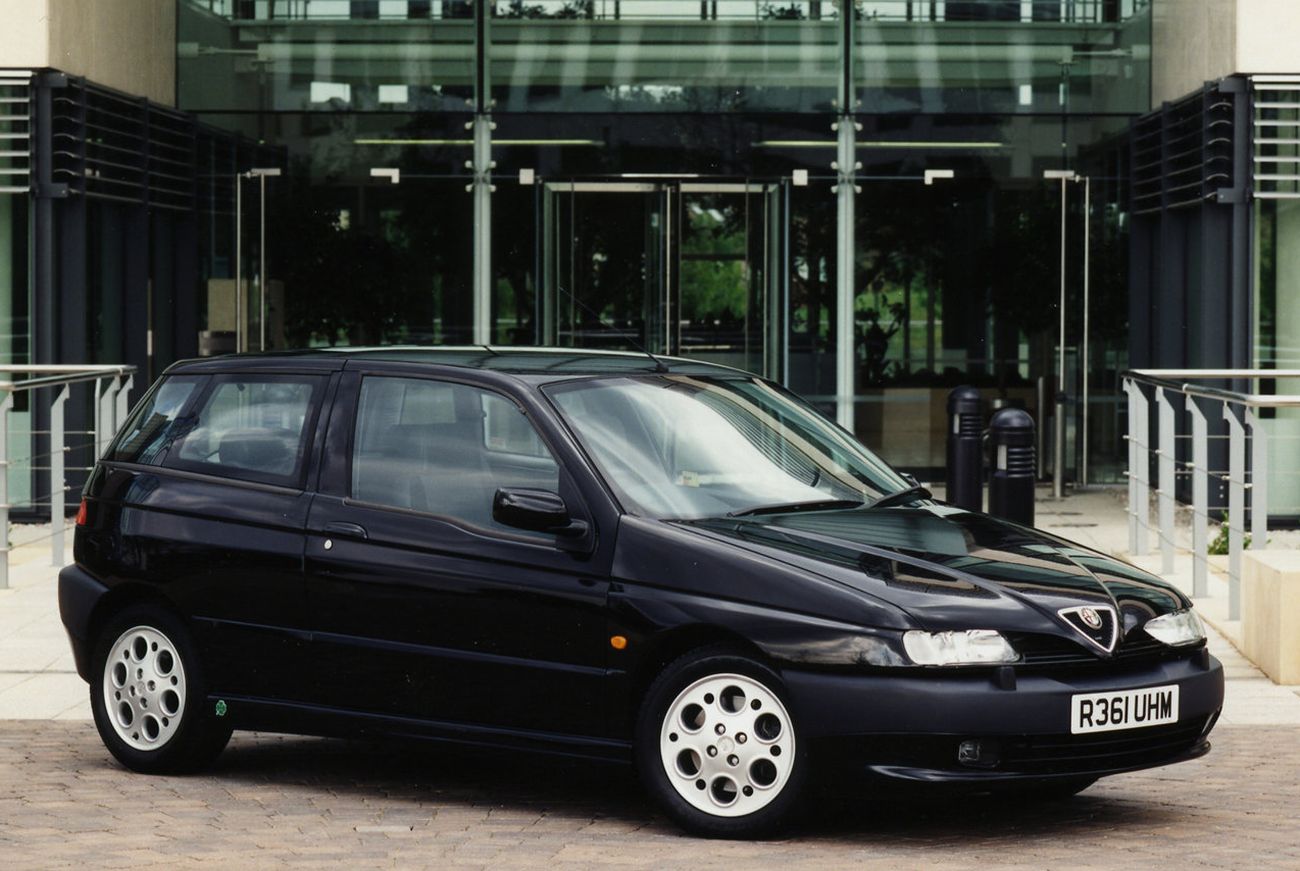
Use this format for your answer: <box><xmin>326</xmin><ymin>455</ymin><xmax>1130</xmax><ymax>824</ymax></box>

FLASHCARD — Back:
<box><xmin>3</xmin><ymin>0</ymin><xmax>1161</xmax><ymax>490</ymax></box>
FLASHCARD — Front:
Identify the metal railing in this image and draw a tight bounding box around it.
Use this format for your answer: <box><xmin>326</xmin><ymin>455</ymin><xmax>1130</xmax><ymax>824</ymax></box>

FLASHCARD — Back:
<box><xmin>190</xmin><ymin>0</ymin><xmax>1146</xmax><ymax>24</ymax></box>
<box><xmin>1122</xmin><ymin>369</ymin><xmax>1300</xmax><ymax>621</ymax></box>
<box><xmin>0</xmin><ymin>365</ymin><xmax>136</xmax><ymax>590</ymax></box>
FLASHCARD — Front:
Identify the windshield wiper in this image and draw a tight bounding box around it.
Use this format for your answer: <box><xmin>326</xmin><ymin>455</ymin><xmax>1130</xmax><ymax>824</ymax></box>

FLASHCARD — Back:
<box><xmin>867</xmin><ymin>484</ymin><xmax>932</xmax><ymax>510</ymax></box>
<box><xmin>728</xmin><ymin>498</ymin><xmax>865</xmax><ymax>518</ymax></box>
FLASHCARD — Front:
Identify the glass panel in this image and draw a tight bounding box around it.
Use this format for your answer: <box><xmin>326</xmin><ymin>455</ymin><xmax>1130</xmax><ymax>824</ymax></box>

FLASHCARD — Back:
<box><xmin>172</xmin><ymin>376</ymin><xmax>322</xmax><ymax>485</ymax></box>
<box><xmin>107</xmin><ymin>376</ymin><xmax>207</xmax><ymax>465</ymax></box>
<box><xmin>490</xmin><ymin>1</ymin><xmax>839</xmax><ymax>113</ymax></box>
<box><xmin>784</xmin><ymin>181</ymin><xmax>839</xmax><ymax>419</ymax></box>
<box><xmin>193</xmin><ymin>113</ymin><xmax>473</xmax><ymax>348</ymax></box>
<box><xmin>543</xmin><ymin>184</ymin><xmax>668</xmax><ymax>353</ymax></box>
<box><xmin>352</xmin><ymin>376</ymin><xmax>560</xmax><ymax>535</ymax></box>
<box><xmin>493</xmin><ymin>183</ymin><xmax>539</xmax><ymax>345</ymax></box>
<box><xmin>177</xmin><ymin>0</ymin><xmax>475</xmax><ymax>113</ymax></box>
<box><xmin>1254</xmin><ymin>199</ymin><xmax>1300</xmax><ymax>518</ymax></box>
<box><xmin>855</xmin><ymin>0</ymin><xmax>1152</xmax><ymax>115</ymax></box>
<box><xmin>678</xmin><ymin>187</ymin><xmax>770</xmax><ymax>374</ymax></box>
<box><xmin>547</xmin><ymin>374</ymin><xmax>906</xmax><ymax>520</ymax></box>
<box><xmin>849</xmin><ymin>114</ymin><xmax>1131</xmax><ymax>480</ymax></box>
<box><xmin>0</xmin><ymin>196</ymin><xmax>26</xmax><ymax>366</ymax></box>
<box><xmin>0</xmin><ymin>194</ymin><xmax>28</xmax><ymax>509</ymax></box>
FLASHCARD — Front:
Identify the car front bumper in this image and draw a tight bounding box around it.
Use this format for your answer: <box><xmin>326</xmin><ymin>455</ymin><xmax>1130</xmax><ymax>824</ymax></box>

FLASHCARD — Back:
<box><xmin>782</xmin><ymin>650</ymin><xmax>1224</xmax><ymax>783</ymax></box>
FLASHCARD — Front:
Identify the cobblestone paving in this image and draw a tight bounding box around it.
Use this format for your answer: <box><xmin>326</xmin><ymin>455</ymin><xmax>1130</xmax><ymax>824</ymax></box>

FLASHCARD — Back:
<box><xmin>1</xmin><ymin>723</ymin><xmax>1296</xmax><ymax>869</ymax></box>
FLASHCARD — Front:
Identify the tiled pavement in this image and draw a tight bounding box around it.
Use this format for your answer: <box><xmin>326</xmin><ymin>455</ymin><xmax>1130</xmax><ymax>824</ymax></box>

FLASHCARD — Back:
<box><xmin>1</xmin><ymin>723</ymin><xmax>1298</xmax><ymax>869</ymax></box>
<box><xmin>3</xmin><ymin>496</ymin><xmax>1300</xmax><ymax>867</ymax></box>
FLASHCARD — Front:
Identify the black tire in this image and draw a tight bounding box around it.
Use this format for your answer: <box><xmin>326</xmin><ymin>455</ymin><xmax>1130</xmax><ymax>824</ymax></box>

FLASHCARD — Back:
<box><xmin>635</xmin><ymin>645</ymin><xmax>809</xmax><ymax>838</ymax></box>
<box><xmin>89</xmin><ymin>604</ymin><xmax>232</xmax><ymax>774</ymax></box>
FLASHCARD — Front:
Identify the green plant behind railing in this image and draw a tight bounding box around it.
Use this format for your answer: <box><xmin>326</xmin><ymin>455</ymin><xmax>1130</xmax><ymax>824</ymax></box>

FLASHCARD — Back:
<box><xmin>1207</xmin><ymin>511</ymin><xmax>1251</xmax><ymax>555</ymax></box>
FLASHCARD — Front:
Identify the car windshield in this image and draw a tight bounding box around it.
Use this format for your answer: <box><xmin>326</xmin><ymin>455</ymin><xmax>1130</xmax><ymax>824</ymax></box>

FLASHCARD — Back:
<box><xmin>546</xmin><ymin>375</ymin><xmax>908</xmax><ymax>520</ymax></box>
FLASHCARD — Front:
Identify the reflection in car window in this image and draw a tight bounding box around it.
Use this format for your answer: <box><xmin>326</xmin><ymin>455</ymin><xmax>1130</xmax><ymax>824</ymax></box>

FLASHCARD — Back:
<box><xmin>351</xmin><ymin>377</ymin><xmax>560</xmax><ymax>537</ymax></box>
<box><xmin>106</xmin><ymin>376</ymin><xmax>206</xmax><ymax>466</ymax></box>
<box><xmin>173</xmin><ymin>379</ymin><xmax>317</xmax><ymax>483</ymax></box>
<box><xmin>548</xmin><ymin>375</ymin><xmax>906</xmax><ymax>520</ymax></box>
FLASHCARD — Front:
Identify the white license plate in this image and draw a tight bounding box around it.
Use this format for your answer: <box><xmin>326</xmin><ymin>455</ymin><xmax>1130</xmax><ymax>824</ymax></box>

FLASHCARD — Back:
<box><xmin>1070</xmin><ymin>684</ymin><xmax>1179</xmax><ymax>734</ymax></box>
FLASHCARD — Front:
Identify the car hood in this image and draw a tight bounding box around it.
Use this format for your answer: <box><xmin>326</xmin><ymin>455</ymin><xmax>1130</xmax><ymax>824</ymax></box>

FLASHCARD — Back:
<box><xmin>678</xmin><ymin>503</ymin><xmax>1189</xmax><ymax>637</ymax></box>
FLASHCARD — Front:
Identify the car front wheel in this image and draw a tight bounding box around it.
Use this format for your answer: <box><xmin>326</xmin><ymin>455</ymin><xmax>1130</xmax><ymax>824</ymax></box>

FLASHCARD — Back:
<box><xmin>636</xmin><ymin>646</ymin><xmax>808</xmax><ymax>838</ymax></box>
<box><xmin>90</xmin><ymin>604</ymin><xmax>231</xmax><ymax>774</ymax></box>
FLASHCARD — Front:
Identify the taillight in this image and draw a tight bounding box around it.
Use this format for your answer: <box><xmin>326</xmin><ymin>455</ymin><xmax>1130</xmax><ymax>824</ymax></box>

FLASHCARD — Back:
<box><xmin>75</xmin><ymin>498</ymin><xmax>88</xmax><ymax>526</ymax></box>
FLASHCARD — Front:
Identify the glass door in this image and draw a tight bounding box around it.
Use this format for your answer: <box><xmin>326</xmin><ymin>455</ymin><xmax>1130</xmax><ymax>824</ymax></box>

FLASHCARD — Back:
<box><xmin>676</xmin><ymin>183</ymin><xmax>784</xmax><ymax>379</ymax></box>
<box><xmin>540</xmin><ymin>179</ymin><xmax>786</xmax><ymax>379</ymax></box>
<box><xmin>541</xmin><ymin>182</ymin><xmax>670</xmax><ymax>355</ymax></box>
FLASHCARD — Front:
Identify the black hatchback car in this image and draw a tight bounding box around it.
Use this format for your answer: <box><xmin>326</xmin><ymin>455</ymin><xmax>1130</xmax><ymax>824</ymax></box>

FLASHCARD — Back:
<box><xmin>60</xmin><ymin>348</ymin><xmax>1223</xmax><ymax>837</ymax></box>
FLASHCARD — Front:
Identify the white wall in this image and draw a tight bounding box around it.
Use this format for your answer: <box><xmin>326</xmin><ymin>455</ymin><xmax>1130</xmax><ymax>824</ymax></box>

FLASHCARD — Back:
<box><xmin>1</xmin><ymin>0</ymin><xmax>175</xmax><ymax>105</ymax></box>
<box><xmin>48</xmin><ymin>0</ymin><xmax>176</xmax><ymax>105</ymax></box>
<box><xmin>0</xmin><ymin>0</ymin><xmax>51</xmax><ymax>69</ymax></box>
<box><xmin>1236</xmin><ymin>0</ymin><xmax>1300</xmax><ymax>75</ymax></box>
<box><xmin>1151</xmin><ymin>0</ymin><xmax>1237</xmax><ymax>106</ymax></box>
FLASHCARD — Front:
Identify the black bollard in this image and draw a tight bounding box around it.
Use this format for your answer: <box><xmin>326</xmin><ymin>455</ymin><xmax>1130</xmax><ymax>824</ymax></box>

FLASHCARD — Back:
<box><xmin>988</xmin><ymin>407</ymin><xmax>1037</xmax><ymax>527</ymax></box>
<box><xmin>945</xmin><ymin>386</ymin><xmax>984</xmax><ymax>512</ymax></box>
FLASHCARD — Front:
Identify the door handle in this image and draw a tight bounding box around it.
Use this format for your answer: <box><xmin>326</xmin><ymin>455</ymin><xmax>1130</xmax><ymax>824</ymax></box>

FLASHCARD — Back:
<box><xmin>322</xmin><ymin>521</ymin><xmax>368</xmax><ymax>539</ymax></box>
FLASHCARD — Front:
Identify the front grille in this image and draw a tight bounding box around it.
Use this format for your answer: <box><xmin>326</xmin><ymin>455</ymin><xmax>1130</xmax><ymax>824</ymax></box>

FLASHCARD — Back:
<box><xmin>998</xmin><ymin>715</ymin><xmax>1211</xmax><ymax>775</ymax></box>
<box><xmin>1009</xmin><ymin>630</ymin><xmax>1199</xmax><ymax>673</ymax></box>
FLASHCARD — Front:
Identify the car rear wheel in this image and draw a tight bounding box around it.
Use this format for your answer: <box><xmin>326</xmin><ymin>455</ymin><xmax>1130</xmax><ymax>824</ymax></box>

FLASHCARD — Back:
<box><xmin>636</xmin><ymin>646</ymin><xmax>807</xmax><ymax>838</ymax></box>
<box><xmin>90</xmin><ymin>604</ymin><xmax>231</xmax><ymax>774</ymax></box>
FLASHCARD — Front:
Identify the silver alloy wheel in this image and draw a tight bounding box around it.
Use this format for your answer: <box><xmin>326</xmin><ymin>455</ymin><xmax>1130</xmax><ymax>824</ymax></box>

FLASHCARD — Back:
<box><xmin>101</xmin><ymin>625</ymin><xmax>188</xmax><ymax>751</ymax></box>
<box><xmin>658</xmin><ymin>672</ymin><xmax>795</xmax><ymax>818</ymax></box>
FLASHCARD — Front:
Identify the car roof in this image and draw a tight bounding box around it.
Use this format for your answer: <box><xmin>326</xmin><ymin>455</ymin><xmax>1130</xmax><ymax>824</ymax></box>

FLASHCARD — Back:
<box><xmin>165</xmin><ymin>346</ymin><xmax>750</xmax><ymax>380</ymax></box>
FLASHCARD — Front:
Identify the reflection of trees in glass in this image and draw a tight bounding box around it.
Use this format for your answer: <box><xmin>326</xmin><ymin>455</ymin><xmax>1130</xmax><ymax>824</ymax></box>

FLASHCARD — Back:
<box><xmin>854</xmin><ymin>183</ymin><xmax>943</xmax><ymax>385</ymax></box>
<box><xmin>499</xmin><ymin>0</ymin><xmax>593</xmax><ymax>18</ymax></box>
<box><xmin>762</xmin><ymin>3</ymin><xmax>807</xmax><ymax>19</ymax></box>
<box><xmin>680</xmin><ymin>200</ymin><xmax>748</xmax><ymax>334</ymax></box>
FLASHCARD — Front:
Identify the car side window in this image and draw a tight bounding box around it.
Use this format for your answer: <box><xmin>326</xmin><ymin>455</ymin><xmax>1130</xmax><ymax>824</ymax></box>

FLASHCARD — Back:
<box><xmin>105</xmin><ymin>375</ymin><xmax>207</xmax><ymax>465</ymax></box>
<box><xmin>169</xmin><ymin>376</ymin><xmax>321</xmax><ymax>486</ymax></box>
<box><xmin>351</xmin><ymin>377</ymin><xmax>560</xmax><ymax>537</ymax></box>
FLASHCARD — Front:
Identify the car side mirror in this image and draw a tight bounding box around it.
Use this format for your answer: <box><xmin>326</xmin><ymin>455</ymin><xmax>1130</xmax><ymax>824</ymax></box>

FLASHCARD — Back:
<box><xmin>492</xmin><ymin>487</ymin><xmax>589</xmax><ymax>538</ymax></box>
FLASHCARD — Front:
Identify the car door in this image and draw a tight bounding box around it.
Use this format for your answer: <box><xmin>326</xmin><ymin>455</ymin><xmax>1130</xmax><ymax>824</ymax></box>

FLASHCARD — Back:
<box><xmin>302</xmin><ymin>367</ymin><xmax>614</xmax><ymax>739</ymax></box>
<box><xmin>96</xmin><ymin>366</ymin><xmax>334</xmax><ymax>702</ymax></box>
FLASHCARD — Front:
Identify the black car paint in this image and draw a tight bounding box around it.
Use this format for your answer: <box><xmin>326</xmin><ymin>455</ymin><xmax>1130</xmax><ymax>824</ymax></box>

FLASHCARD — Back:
<box><xmin>61</xmin><ymin>349</ymin><xmax>1223</xmax><ymax>782</ymax></box>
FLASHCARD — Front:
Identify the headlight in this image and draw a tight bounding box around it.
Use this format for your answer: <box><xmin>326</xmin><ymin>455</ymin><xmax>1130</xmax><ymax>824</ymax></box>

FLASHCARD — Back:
<box><xmin>1144</xmin><ymin>608</ymin><xmax>1205</xmax><ymax>647</ymax></box>
<box><xmin>902</xmin><ymin>629</ymin><xmax>1020</xmax><ymax>666</ymax></box>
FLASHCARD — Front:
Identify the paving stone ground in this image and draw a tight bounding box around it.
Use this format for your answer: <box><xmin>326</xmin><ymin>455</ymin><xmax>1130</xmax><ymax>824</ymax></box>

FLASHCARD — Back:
<box><xmin>1</xmin><ymin>721</ymin><xmax>1297</xmax><ymax>869</ymax></box>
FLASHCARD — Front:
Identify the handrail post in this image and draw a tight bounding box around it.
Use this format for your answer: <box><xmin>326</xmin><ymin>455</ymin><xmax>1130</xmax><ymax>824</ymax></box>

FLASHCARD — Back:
<box><xmin>93</xmin><ymin>377</ymin><xmax>104</xmax><ymax>460</ymax></box>
<box><xmin>1186</xmin><ymin>395</ymin><xmax>1209</xmax><ymax>598</ymax></box>
<box><xmin>1156</xmin><ymin>386</ymin><xmax>1176</xmax><ymax>575</ymax></box>
<box><xmin>1224</xmin><ymin>403</ymin><xmax>1245</xmax><ymax>620</ymax></box>
<box><xmin>1131</xmin><ymin>381</ymin><xmax>1150</xmax><ymax>555</ymax></box>
<box><xmin>97</xmin><ymin>376</ymin><xmax>121</xmax><ymax>459</ymax></box>
<box><xmin>50</xmin><ymin>385</ymin><xmax>70</xmax><ymax>567</ymax></box>
<box><xmin>115</xmin><ymin>375</ymin><xmax>134</xmax><ymax>438</ymax></box>
<box><xmin>0</xmin><ymin>391</ymin><xmax>12</xmax><ymax>590</ymax></box>
<box><xmin>1246</xmin><ymin>408</ymin><xmax>1268</xmax><ymax>550</ymax></box>
<box><xmin>1123</xmin><ymin>377</ymin><xmax>1138</xmax><ymax>553</ymax></box>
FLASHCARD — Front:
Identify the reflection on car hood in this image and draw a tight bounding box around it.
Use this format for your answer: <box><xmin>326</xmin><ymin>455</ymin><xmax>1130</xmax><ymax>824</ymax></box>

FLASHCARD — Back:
<box><xmin>679</xmin><ymin>504</ymin><xmax>1188</xmax><ymax>634</ymax></box>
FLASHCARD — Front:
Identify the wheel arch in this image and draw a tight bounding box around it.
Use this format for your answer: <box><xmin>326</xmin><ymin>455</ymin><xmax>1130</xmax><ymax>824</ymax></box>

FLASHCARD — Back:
<box><xmin>624</xmin><ymin>624</ymin><xmax>772</xmax><ymax>731</ymax></box>
<box><xmin>87</xmin><ymin>583</ymin><xmax>182</xmax><ymax>652</ymax></box>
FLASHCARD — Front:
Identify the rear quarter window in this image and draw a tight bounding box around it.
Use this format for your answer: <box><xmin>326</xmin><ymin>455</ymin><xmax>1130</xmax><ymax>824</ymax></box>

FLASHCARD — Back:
<box><xmin>105</xmin><ymin>375</ymin><xmax>207</xmax><ymax>465</ymax></box>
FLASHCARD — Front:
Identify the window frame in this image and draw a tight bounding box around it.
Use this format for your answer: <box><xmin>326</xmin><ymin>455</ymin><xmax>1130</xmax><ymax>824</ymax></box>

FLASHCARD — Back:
<box><xmin>161</xmin><ymin>372</ymin><xmax>328</xmax><ymax>490</ymax></box>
